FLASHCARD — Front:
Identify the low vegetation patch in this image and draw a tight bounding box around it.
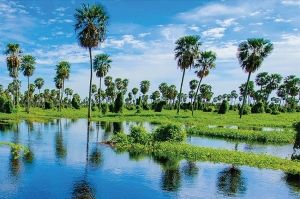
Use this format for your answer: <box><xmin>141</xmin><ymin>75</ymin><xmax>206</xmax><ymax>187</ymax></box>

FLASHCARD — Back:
<box><xmin>186</xmin><ymin>126</ymin><xmax>296</xmax><ymax>144</ymax></box>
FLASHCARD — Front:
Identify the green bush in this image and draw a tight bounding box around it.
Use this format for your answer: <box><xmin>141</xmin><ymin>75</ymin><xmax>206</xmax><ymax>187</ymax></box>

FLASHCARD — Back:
<box><xmin>153</xmin><ymin>124</ymin><xmax>186</xmax><ymax>142</ymax></box>
<box><xmin>154</xmin><ymin>101</ymin><xmax>166</xmax><ymax>112</ymax></box>
<box><xmin>114</xmin><ymin>93</ymin><xmax>124</xmax><ymax>113</ymax></box>
<box><xmin>266</xmin><ymin>108</ymin><xmax>272</xmax><ymax>113</ymax></box>
<box><xmin>203</xmin><ymin>106</ymin><xmax>214</xmax><ymax>112</ymax></box>
<box><xmin>101</xmin><ymin>103</ymin><xmax>108</xmax><ymax>115</ymax></box>
<box><xmin>111</xmin><ymin>132</ymin><xmax>131</xmax><ymax>144</ymax></box>
<box><xmin>44</xmin><ymin>101</ymin><xmax>53</xmax><ymax>109</ymax></box>
<box><xmin>251</xmin><ymin>101</ymin><xmax>265</xmax><ymax>113</ymax></box>
<box><xmin>109</xmin><ymin>103</ymin><xmax>114</xmax><ymax>112</ymax></box>
<box><xmin>136</xmin><ymin>105</ymin><xmax>141</xmax><ymax>113</ymax></box>
<box><xmin>128</xmin><ymin>126</ymin><xmax>152</xmax><ymax>145</ymax></box>
<box><xmin>2</xmin><ymin>100</ymin><xmax>13</xmax><ymax>113</ymax></box>
<box><xmin>239</xmin><ymin>105</ymin><xmax>251</xmax><ymax>115</ymax></box>
<box><xmin>71</xmin><ymin>95</ymin><xmax>81</xmax><ymax>109</ymax></box>
<box><xmin>218</xmin><ymin>100</ymin><xmax>229</xmax><ymax>114</ymax></box>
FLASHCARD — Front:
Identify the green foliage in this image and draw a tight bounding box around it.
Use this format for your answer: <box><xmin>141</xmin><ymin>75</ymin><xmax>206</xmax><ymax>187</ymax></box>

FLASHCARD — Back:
<box><xmin>187</xmin><ymin>126</ymin><xmax>295</xmax><ymax>144</ymax></box>
<box><xmin>240</xmin><ymin>105</ymin><xmax>251</xmax><ymax>115</ymax></box>
<box><xmin>44</xmin><ymin>101</ymin><xmax>53</xmax><ymax>109</ymax></box>
<box><xmin>218</xmin><ymin>100</ymin><xmax>229</xmax><ymax>114</ymax></box>
<box><xmin>203</xmin><ymin>105</ymin><xmax>214</xmax><ymax>112</ymax></box>
<box><xmin>114</xmin><ymin>92</ymin><xmax>124</xmax><ymax>113</ymax></box>
<box><xmin>101</xmin><ymin>103</ymin><xmax>108</xmax><ymax>115</ymax></box>
<box><xmin>154</xmin><ymin>101</ymin><xmax>166</xmax><ymax>112</ymax></box>
<box><xmin>111</xmin><ymin>132</ymin><xmax>131</xmax><ymax>145</ymax></box>
<box><xmin>136</xmin><ymin>105</ymin><xmax>141</xmax><ymax>114</ymax></box>
<box><xmin>153</xmin><ymin>124</ymin><xmax>186</xmax><ymax>142</ymax></box>
<box><xmin>128</xmin><ymin>126</ymin><xmax>152</xmax><ymax>145</ymax></box>
<box><xmin>71</xmin><ymin>94</ymin><xmax>81</xmax><ymax>109</ymax></box>
<box><xmin>251</xmin><ymin>101</ymin><xmax>265</xmax><ymax>113</ymax></box>
<box><xmin>3</xmin><ymin>100</ymin><xmax>13</xmax><ymax>113</ymax></box>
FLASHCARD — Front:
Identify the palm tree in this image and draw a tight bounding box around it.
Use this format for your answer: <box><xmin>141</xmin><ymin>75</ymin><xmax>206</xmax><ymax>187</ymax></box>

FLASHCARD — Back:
<box><xmin>237</xmin><ymin>38</ymin><xmax>273</xmax><ymax>118</ymax></box>
<box><xmin>192</xmin><ymin>51</ymin><xmax>216</xmax><ymax>115</ymax></box>
<box><xmin>34</xmin><ymin>77</ymin><xmax>44</xmax><ymax>94</ymax></box>
<box><xmin>174</xmin><ymin>35</ymin><xmax>201</xmax><ymax>114</ymax></box>
<box><xmin>56</xmin><ymin>61</ymin><xmax>71</xmax><ymax>111</ymax></box>
<box><xmin>21</xmin><ymin>55</ymin><xmax>36</xmax><ymax>113</ymax></box>
<box><xmin>54</xmin><ymin>76</ymin><xmax>63</xmax><ymax>111</ymax></box>
<box><xmin>93</xmin><ymin>54</ymin><xmax>111</xmax><ymax>110</ymax></box>
<box><xmin>74</xmin><ymin>3</ymin><xmax>109</xmax><ymax>120</ymax></box>
<box><xmin>132</xmin><ymin>87</ymin><xmax>139</xmax><ymax>102</ymax></box>
<box><xmin>5</xmin><ymin>43</ymin><xmax>22</xmax><ymax>108</ymax></box>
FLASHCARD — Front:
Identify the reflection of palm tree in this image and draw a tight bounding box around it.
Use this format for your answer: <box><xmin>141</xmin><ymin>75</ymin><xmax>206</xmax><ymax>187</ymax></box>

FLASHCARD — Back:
<box><xmin>89</xmin><ymin>147</ymin><xmax>102</xmax><ymax>168</ymax></box>
<box><xmin>112</xmin><ymin>122</ymin><xmax>122</xmax><ymax>133</ymax></box>
<box><xmin>24</xmin><ymin>121</ymin><xmax>34</xmax><ymax>163</ymax></box>
<box><xmin>216</xmin><ymin>166</ymin><xmax>246</xmax><ymax>197</ymax></box>
<box><xmin>9</xmin><ymin>154</ymin><xmax>21</xmax><ymax>177</ymax></box>
<box><xmin>55</xmin><ymin>119</ymin><xmax>67</xmax><ymax>160</ymax></box>
<box><xmin>72</xmin><ymin>121</ymin><xmax>96</xmax><ymax>199</ymax></box>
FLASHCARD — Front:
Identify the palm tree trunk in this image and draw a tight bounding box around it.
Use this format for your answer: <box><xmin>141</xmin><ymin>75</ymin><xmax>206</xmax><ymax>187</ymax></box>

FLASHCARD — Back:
<box><xmin>99</xmin><ymin>76</ymin><xmax>102</xmax><ymax>111</ymax></box>
<box><xmin>60</xmin><ymin>80</ymin><xmax>64</xmax><ymax>112</ymax></box>
<box><xmin>27</xmin><ymin>76</ymin><xmax>30</xmax><ymax>113</ymax></box>
<box><xmin>177</xmin><ymin>68</ymin><xmax>186</xmax><ymax>114</ymax></box>
<box><xmin>240</xmin><ymin>72</ymin><xmax>252</xmax><ymax>118</ymax></box>
<box><xmin>88</xmin><ymin>48</ymin><xmax>93</xmax><ymax>120</ymax></box>
<box><xmin>192</xmin><ymin>76</ymin><xmax>203</xmax><ymax>116</ymax></box>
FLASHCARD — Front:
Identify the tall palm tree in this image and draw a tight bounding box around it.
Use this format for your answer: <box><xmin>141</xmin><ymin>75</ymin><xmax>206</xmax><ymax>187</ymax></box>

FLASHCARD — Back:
<box><xmin>54</xmin><ymin>76</ymin><xmax>63</xmax><ymax>111</ymax></box>
<box><xmin>174</xmin><ymin>35</ymin><xmax>201</xmax><ymax>114</ymax></box>
<box><xmin>5</xmin><ymin>43</ymin><xmax>22</xmax><ymax>108</ymax></box>
<box><xmin>237</xmin><ymin>38</ymin><xmax>273</xmax><ymax>118</ymax></box>
<box><xmin>21</xmin><ymin>55</ymin><xmax>36</xmax><ymax>113</ymax></box>
<box><xmin>74</xmin><ymin>4</ymin><xmax>109</xmax><ymax>120</ymax></box>
<box><xmin>93</xmin><ymin>54</ymin><xmax>111</xmax><ymax>110</ymax></box>
<box><xmin>56</xmin><ymin>61</ymin><xmax>71</xmax><ymax>111</ymax></box>
<box><xmin>192</xmin><ymin>51</ymin><xmax>216</xmax><ymax>115</ymax></box>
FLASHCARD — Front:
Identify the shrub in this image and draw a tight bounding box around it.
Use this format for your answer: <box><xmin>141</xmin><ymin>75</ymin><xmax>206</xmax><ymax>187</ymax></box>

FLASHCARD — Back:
<box><xmin>153</xmin><ymin>124</ymin><xmax>186</xmax><ymax>142</ymax></box>
<box><xmin>0</xmin><ymin>96</ymin><xmax>6</xmax><ymax>111</ymax></box>
<box><xmin>251</xmin><ymin>101</ymin><xmax>265</xmax><ymax>113</ymax></box>
<box><xmin>3</xmin><ymin>100</ymin><xmax>13</xmax><ymax>113</ymax></box>
<box><xmin>136</xmin><ymin>105</ymin><xmax>141</xmax><ymax>113</ymax></box>
<box><xmin>279</xmin><ymin>107</ymin><xmax>287</xmax><ymax>113</ymax></box>
<box><xmin>91</xmin><ymin>104</ymin><xmax>97</xmax><ymax>111</ymax></box>
<box><xmin>203</xmin><ymin>106</ymin><xmax>214</xmax><ymax>112</ymax></box>
<box><xmin>154</xmin><ymin>101</ymin><xmax>166</xmax><ymax>112</ymax></box>
<box><xmin>218</xmin><ymin>100</ymin><xmax>229</xmax><ymax>114</ymax></box>
<box><xmin>128</xmin><ymin>126</ymin><xmax>152</xmax><ymax>145</ymax></box>
<box><xmin>265</xmin><ymin>108</ymin><xmax>272</xmax><ymax>113</ymax></box>
<box><xmin>111</xmin><ymin>132</ymin><xmax>131</xmax><ymax>144</ymax></box>
<box><xmin>114</xmin><ymin>93</ymin><xmax>124</xmax><ymax>113</ymax></box>
<box><xmin>271</xmin><ymin>110</ymin><xmax>280</xmax><ymax>115</ymax></box>
<box><xmin>101</xmin><ymin>103</ymin><xmax>108</xmax><ymax>115</ymax></box>
<box><xmin>142</xmin><ymin>103</ymin><xmax>150</xmax><ymax>110</ymax></box>
<box><xmin>44</xmin><ymin>101</ymin><xmax>53</xmax><ymax>109</ymax></box>
<box><xmin>71</xmin><ymin>94</ymin><xmax>81</xmax><ymax>109</ymax></box>
<box><xmin>239</xmin><ymin>105</ymin><xmax>251</xmax><ymax>115</ymax></box>
<box><xmin>109</xmin><ymin>103</ymin><xmax>114</xmax><ymax>112</ymax></box>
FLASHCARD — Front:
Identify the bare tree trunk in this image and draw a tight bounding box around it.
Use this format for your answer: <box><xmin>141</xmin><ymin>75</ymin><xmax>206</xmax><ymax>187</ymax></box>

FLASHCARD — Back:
<box><xmin>240</xmin><ymin>72</ymin><xmax>252</xmax><ymax>118</ymax></box>
<box><xmin>192</xmin><ymin>76</ymin><xmax>203</xmax><ymax>116</ymax></box>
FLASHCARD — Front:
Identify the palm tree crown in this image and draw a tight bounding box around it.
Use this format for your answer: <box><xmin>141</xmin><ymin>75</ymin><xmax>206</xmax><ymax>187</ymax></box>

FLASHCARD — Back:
<box><xmin>237</xmin><ymin>38</ymin><xmax>273</xmax><ymax>73</ymax></box>
<box><xmin>21</xmin><ymin>55</ymin><xmax>36</xmax><ymax>77</ymax></box>
<box><xmin>175</xmin><ymin>35</ymin><xmax>201</xmax><ymax>70</ymax></box>
<box><xmin>74</xmin><ymin>4</ymin><xmax>108</xmax><ymax>49</ymax></box>
<box><xmin>93</xmin><ymin>54</ymin><xmax>111</xmax><ymax>77</ymax></box>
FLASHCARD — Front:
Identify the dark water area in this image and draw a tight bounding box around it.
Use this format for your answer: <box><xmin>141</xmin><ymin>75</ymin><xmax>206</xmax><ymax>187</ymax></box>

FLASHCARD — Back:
<box><xmin>0</xmin><ymin>119</ymin><xmax>300</xmax><ymax>199</ymax></box>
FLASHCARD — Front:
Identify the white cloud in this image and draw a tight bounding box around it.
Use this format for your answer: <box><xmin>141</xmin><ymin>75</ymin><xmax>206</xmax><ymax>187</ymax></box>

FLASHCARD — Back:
<box><xmin>188</xmin><ymin>25</ymin><xmax>200</xmax><ymax>32</ymax></box>
<box><xmin>202</xmin><ymin>27</ymin><xmax>226</xmax><ymax>38</ymax></box>
<box><xmin>216</xmin><ymin>18</ymin><xmax>236</xmax><ymax>27</ymax></box>
<box><xmin>160</xmin><ymin>24</ymin><xmax>187</xmax><ymax>41</ymax></box>
<box><xmin>274</xmin><ymin>18</ymin><xmax>292</xmax><ymax>23</ymax></box>
<box><xmin>177</xmin><ymin>4</ymin><xmax>244</xmax><ymax>21</ymax></box>
<box><xmin>104</xmin><ymin>35</ymin><xmax>145</xmax><ymax>49</ymax></box>
<box><xmin>138</xmin><ymin>32</ymin><xmax>151</xmax><ymax>37</ymax></box>
<box><xmin>281</xmin><ymin>0</ymin><xmax>300</xmax><ymax>6</ymax></box>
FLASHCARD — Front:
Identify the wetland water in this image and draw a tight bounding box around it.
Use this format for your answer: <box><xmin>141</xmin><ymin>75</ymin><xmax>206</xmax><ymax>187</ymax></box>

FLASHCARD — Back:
<box><xmin>0</xmin><ymin>119</ymin><xmax>299</xmax><ymax>198</ymax></box>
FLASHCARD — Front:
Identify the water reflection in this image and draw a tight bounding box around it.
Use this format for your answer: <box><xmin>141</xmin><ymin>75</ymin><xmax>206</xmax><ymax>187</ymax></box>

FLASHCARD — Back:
<box><xmin>217</xmin><ymin>166</ymin><xmax>246</xmax><ymax>197</ymax></box>
<box><xmin>291</xmin><ymin>123</ymin><xmax>300</xmax><ymax>160</ymax></box>
<box><xmin>72</xmin><ymin>179</ymin><xmax>96</xmax><ymax>199</ymax></box>
<box><xmin>55</xmin><ymin>119</ymin><xmax>67</xmax><ymax>160</ymax></box>
<box><xmin>182</xmin><ymin>161</ymin><xmax>199</xmax><ymax>178</ymax></box>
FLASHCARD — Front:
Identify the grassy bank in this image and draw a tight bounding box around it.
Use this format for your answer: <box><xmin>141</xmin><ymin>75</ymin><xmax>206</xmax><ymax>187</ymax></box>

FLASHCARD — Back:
<box><xmin>187</xmin><ymin>126</ymin><xmax>296</xmax><ymax>144</ymax></box>
<box><xmin>0</xmin><ymin>108</ymin><xmax>299</xmax><ymax>128</ymax></box>
<box><xmin>113</xmin><ymin>142</ymin><xmax>300</xmax><ymax>174</ymax></box>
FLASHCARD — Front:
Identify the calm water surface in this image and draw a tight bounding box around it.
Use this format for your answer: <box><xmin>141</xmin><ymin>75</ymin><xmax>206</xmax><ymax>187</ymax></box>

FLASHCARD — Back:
<box><xmin>0</xmin><ymin>119</ymin><xmax>299</xmax><ymax>199</ymax></box>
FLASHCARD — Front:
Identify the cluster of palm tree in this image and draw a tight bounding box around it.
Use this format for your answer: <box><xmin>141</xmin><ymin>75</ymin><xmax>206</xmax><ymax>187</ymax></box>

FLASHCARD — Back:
<box><xmin>0</xmin><ymin>3</ymin><xmax>299</xmax><ymax>118</ymax></box>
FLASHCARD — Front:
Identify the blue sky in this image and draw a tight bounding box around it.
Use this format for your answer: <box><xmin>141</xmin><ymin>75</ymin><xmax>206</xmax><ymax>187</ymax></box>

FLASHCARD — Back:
<box><xmin>0</xmin><ymin>0</ymin><xmax>299</xmax><ymax>97</ymax></box>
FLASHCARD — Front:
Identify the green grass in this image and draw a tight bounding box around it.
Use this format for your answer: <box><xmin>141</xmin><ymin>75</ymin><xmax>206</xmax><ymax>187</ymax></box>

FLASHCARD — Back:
<box><xmin>114</xmin><ymin>142</ymin><xmax>300</xmax><ymax>174</ymax></box>
<box><xmin>0</xmin><ymin>108</ymin><xmax>299</xmax><ymax>129</ymax></box>
<box><xmin>187</xmin><ymin>126</ymin><xmax>296</xmax><ymax>144</ymax></box>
